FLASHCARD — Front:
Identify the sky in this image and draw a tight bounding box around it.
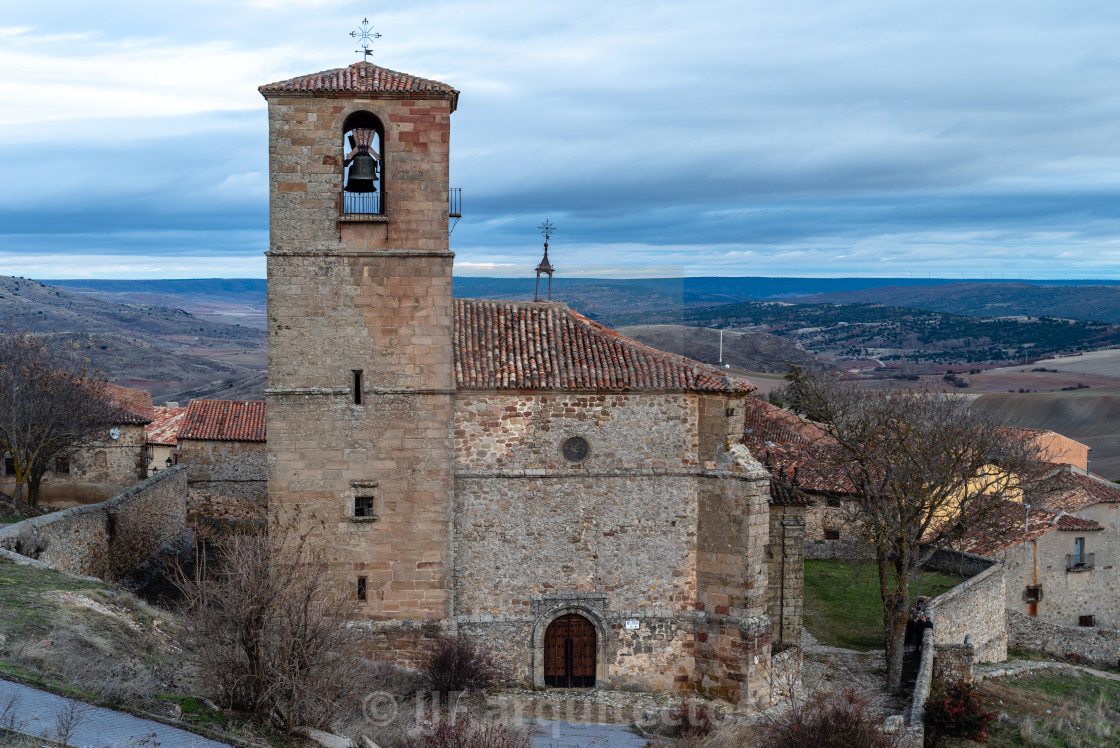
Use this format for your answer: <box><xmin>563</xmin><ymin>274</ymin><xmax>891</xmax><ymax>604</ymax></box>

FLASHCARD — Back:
<box><xmin>3</xmin><ymin>1</ymin><xmax>1120</xmax><ymax>279</ymax></box>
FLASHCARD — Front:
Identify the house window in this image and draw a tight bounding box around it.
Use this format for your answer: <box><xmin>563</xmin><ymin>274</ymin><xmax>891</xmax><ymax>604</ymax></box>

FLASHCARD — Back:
<box><xmin>1074</xmin><ymin>537</ymin><xmax>1085</xmax><ymax>563</ymax></box>
<box><xmin>357</xmin><ymin>577</ymin><xmax>367</xmax><ymax>602</ymax></box>
<box><xmin>354</xmin><ymin>496</ymin><xmax>376</xmax><ymax>519</ymax></box>
<box><xmin>3</xmin><ymin>457</ymin><xmax>12</xmax><ymax>475</ymax></box>
<box><xmin>352</xmin><ymin>370</ymin><xmax>363</xmax><ymax>405</ymax></box>
<box><xmin>824</xmin><ymin>529</ymin><xmax>841</xmax><ymax>541</ymax></box>
<box><xmin>1079</xmin><ymin>615</ymin><xmax>1095</xmax><ymax>627</ymax></box>
<box><xmin>55</xmin><ymin>458</ymin><xmax>70</xmax><ymax>474</ymax></box>
<box><xmin>342</xmin><ymin>112</ymin><xmax>385</xmax><ymax>215</ymax></box>
<box><xmin>1023</xmin><ymin>585</ymin><xmax>1042</xmax><ymax>604</ymax></box>
<box><xmin>826</xmin><ymin>497</ymin><xmax>842</xmax><ymax>508</ymax></box>
<box><xmin>1067</xmin><ymin>538</ymin><xmax>1094</xmax><ymax>571</ymax></box>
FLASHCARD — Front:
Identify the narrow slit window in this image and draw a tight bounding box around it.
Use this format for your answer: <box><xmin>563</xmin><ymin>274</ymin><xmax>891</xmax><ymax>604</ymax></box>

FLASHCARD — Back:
<box><xmin>3</xmin><ymin>457</ymin><xmax>13</xmax><ymax>475</ymax></box>
<box><xmin>353</xmin><ymin>370</ymin><xmax>363</xmax><ymax>405</ymax></box>
<box><xmin>357</xmin><ymin>577</ymin><xmax>368</xmax><ymax>602</ymax></box>
<box><xmin>1079</xmin><ymin>615</ymin><xmax>1095</xmax><ymax>627</ymax></box>
<box><xmin>55</xmin><ymin>457</ymin><xmax>70</xmax><ymax>474</ymax></box>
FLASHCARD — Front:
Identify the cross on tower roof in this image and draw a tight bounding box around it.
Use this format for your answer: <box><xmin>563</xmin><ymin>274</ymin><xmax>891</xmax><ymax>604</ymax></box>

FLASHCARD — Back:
<box><xmin>535</xmin><ymin>219</ymin><xmax>556</xmax><ymax>302</ymax></box>
<box><xmin>350</xmin><ymin>18</ymin><xmax>381</xmax><ymax>61</ymax></box>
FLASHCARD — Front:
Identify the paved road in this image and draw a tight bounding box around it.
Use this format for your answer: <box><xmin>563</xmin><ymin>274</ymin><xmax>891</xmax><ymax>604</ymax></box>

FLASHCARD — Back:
<box><xmin>0</xmin><ymin>678</ymin><xmax>231</xmax><ymax>747</ymax></box>
<box><xmin>530</xmin><ymin>719</ymin><xmax>650</xmax><ymax>748</ymax></box>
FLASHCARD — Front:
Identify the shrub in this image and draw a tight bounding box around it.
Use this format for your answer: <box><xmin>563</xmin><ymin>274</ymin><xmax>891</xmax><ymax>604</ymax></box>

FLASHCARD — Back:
<box><xmin>924</xmin><ymin>680</ymin><xmax>997</xmax><ymax>745</ymax></box>
<box><xmin>422</xmin><ymin>634</ymin><xmax>502</xmax><ymax>699</ymax></box>
<box><xmin>401</xmin><ymin>712</ymin><xmax>532</xmax><ymax>748</ymax></box>
<box><xmin>760</xmin><ymin>687</ymin><xmax>902</xmax><ymax>748</ymax></box>
<box><xmin>663</xmin><ymin>701</ymin><xmax>719</xmax><ymax>738</ymax></box>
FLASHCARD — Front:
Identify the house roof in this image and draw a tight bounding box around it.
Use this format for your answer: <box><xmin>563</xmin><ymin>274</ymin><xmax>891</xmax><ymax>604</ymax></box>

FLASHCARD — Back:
<box><xmin>453</xmin><ymin>299</ymin><xmax>755</xmax><ymax>393</ymax></box>
<box><xmin>743</xmin><ymin>397</ymin><xmax>829</xmax><ymax>446</ymax></box>
<box><xmin>104</xmin><ymin>384</ymin><xmax>154</xmax><ymax>425</ymax></box>
<box><xmin>739</xmin><ymin>398</ymin><xmax>845</xmax><ymax>498</ymax></box>
<box><xmin>956</xmin><ymin>499</ymin><xmax>1103</xmax><ymax>556</ymax></box>
<box><xmin>146</xmin><ymin>406</ymin><xmax>186</xmax><ymax>446</ymax></box>
<box><xmin>1028</xmin><ymin>464</ymin><xmax>1120</xmax><ymax>512</ymax></box>
<box><xmin>259</xmin><ymin>62</ymin><xmax>459</xmax><ymax>111</ymax></box>
<box><xmin>178</xmin><ymin>400</ymin><xmax>266</xmax><ymax>442</ymax></box>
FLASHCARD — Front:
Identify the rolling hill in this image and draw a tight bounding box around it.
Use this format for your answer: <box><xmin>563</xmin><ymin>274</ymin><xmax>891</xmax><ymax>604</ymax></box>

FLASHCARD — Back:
<box><xmin>615</xmin><ymin>325</ymin><xmax>832</xmax><ymax>374</ymax></box>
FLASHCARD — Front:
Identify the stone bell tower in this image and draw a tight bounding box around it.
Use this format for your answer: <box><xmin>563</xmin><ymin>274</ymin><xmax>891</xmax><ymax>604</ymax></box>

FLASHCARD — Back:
<box><xmin>259</xmin><ymin>63</ymin><xmax>459</xmax><ymax>644</ymax></box>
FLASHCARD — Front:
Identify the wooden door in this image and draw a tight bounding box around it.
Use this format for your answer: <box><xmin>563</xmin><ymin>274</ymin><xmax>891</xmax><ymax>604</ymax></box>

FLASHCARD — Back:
<box><xmin>543</xmin><ymin>614</ymin><xmax>596</xmax><ymax>687</ymax></box>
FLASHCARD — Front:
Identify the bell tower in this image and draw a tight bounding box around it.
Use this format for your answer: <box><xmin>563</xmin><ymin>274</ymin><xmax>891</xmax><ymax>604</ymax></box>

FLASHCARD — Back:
<box><xmin>259</xmin><ymin>63</ymin><xmax>459</xmax><ymax>640</ymax></box>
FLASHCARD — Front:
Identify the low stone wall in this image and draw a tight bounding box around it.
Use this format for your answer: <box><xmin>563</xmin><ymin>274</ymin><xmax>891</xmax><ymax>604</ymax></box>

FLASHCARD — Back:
<box><xmin>924</xmin><ymin>547</ymin><xmax>995</xmax><ymax>577</ymax></box>
<box><xmin>933</xmin><ymin>642</ymin><xmax>975</xmax><ymax>686</ymax></box>
<box><xmin>909</xmin><ymin>627</ymin><xmax>934</xmax><ymax>729</ymax></box>
<box><xmin>925</xmin><ymin>563</ymin><xmax>1007</xmax><ymax>664</ymax></box>
<box><xmin>1007</xmin><ymin>608</ymin><xmax>1120</xmax><ymax>667</ymax></box>
<box><xmin>0</xmin><ymin>466</ymin><xmax>187</xmax><ymax>582</ymax></box>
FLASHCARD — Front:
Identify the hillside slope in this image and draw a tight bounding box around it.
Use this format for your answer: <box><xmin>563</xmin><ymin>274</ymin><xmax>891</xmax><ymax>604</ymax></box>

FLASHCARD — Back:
<box><xmin>616</xmin><ymin>325</ymin><xmax>832</xmax><ymax>374</ymax></box>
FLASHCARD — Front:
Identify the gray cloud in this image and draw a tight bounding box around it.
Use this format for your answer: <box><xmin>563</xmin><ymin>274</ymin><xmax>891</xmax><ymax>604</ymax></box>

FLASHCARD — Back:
<box><xmin>3</xmin><ymin>1</ymin><xmax>1120</xmax><ymax>277</ymax></box>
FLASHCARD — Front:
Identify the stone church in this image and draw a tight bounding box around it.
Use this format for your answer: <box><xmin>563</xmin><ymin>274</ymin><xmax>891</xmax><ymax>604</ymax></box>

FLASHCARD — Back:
<box><xmin>260</xmin><ymin>61</ymin><xmax>788</xmax><ymax>705</ymax></box>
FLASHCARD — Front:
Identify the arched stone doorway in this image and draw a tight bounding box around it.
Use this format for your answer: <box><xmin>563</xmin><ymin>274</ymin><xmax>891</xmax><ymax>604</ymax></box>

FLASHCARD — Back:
<box><xmin>543</xmin><ymin>614</ymin><xmax>597</xmax><ymax>687</ymax></box>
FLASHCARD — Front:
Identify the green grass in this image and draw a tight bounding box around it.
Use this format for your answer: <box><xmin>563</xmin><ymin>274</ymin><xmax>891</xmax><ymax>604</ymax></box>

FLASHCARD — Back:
<box><xmin>803</xmin><ymin>560</ymin><xmax>967</xmax><ymax>650</ymax></box>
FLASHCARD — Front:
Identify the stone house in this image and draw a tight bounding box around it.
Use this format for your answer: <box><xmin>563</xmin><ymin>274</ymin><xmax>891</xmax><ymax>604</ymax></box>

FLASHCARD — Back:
<box><xmin>957</xmin><ymin>500</ymin><xmax>1120</xmax><ymax>630</ymax></box>
<box><xmin>176</xmin><ymin>399</ymin><xmax>267</xmax><ymax>522</ymax></box>
<box><xmin>260</xmin><ymin>61</ymin><xmax>780</xmax><ymax>704</ymax></box>
<box><xmin>1</xmin><ymin>384</ymin><xmax>152</xmax><ymax>506</ymax></box>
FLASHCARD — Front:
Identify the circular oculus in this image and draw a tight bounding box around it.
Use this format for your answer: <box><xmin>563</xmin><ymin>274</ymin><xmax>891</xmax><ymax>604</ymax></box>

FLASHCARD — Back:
<box><xmin>562</xmin><ymin>436</ymin><xmax>590</xmax><ymax>463</ymax></box>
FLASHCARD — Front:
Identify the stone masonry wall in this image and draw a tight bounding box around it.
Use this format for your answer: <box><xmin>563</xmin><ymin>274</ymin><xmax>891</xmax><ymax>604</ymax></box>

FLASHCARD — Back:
<box><xmin>1006</xmin><ymin>608</ymin><xmax>1120</xmax><ymax>666</ymax></box>
<box><xmin>178</xmin><ymin>439</ymin><xmax>267</xmax><ymax>521</ymax></box>
<box><xmin>767</xmin><ymin>503</ymin><xmax>806</xmax><ymax>649</ymax></box>
<box><xmin>997</xmin><ymin>527</ymin><xmax>1120</xmax><ymax>629</ymax></box>
<box><xmin>924</xmin><ymin>562</ymin><xmax>1008</xmax><ymax>664</ymax></box>
<box><xmin>2</xmin><ymin>425</ymin><xmax>147</xmax><ymax>505</ymax></box>
<box><xmin>0</xmin><ymin>466</ymin><xmax>187</xmax><ymax>581</ymax></box>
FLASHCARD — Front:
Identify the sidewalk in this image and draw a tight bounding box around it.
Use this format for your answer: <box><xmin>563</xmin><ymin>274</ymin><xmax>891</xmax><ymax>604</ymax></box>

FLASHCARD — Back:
<box><xmin>530</xmin><ymin>719</ymin><xmax>650</xmax><ymax>748</ymax></box>
<box><xmin>0</xmin><ymin>678</ymin><xmax>231</xmax><ymax>747</ymax></box>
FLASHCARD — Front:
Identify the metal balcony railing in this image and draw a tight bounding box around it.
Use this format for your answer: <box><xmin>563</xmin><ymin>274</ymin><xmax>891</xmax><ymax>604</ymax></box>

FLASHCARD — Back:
<box><xmin>1066</xmin><ymin>553</ymin><xmax>1095</xmax><ymax>571</ymax></box>
<box><xmin>449</xmin><ymin>187</ymin><xmax>462</xmax><ymax>218</ymax></box>
<box><xmin>343</xmin><ymin>191</ymin><xmax>382</xmax><ymax>216</ymax></box>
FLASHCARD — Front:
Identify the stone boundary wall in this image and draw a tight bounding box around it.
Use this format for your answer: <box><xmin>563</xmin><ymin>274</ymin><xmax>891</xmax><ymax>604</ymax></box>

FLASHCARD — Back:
<box><xmin>0</xmin><ymin>466</ymin><xmax>187</xmax><ymax>582</ymax></box>
<box><xmin>804</xmin><ymin>538</ymin><xmax>872</xmax><ymax>561</ymax></box>
<box><xmin>925</xmin><ymin>562</ymin><xmax>1008</xmax><ymax>664</ymax></box>
<box><xmin>1007</xmin><ymin>608</ymin><xmax>1120</xmax><ymax>667</ymax></box>
<box><xmin>908</xmin><ymin>627</ymin><xmax>935</xmax><ymax>729</ymax></box>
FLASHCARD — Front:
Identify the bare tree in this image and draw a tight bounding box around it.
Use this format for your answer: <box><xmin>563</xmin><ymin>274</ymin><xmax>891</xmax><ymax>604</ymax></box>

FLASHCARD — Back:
<box><xmin>779</xmin><ymin>373</ymin><xmax>1042</xmax><ymax>690</ymax></box>
<box><xmin>0</xmin><ymin>326</ymin><xmax>118</xmax><ymax>507</ymax></box>
<box><xmin>173</xmin><ymin>516</ymin><xmax>366</xmax><ymax>732</ymax></box>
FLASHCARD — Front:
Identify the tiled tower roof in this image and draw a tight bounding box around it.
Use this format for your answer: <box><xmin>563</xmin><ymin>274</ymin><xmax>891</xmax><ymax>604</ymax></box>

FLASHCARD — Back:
<box><xmin>259</xmin><ymin>62</ymin><xmax>459</xmax><ymax>110</ymax></box>
<box><xmin>453</xmin><ymin>299</ymin><xmax>754</xmax><ymax>393</ymax></box>
<box><xmin>178</xmin><ymin>400</ymin><xmax>266</xmax><ymax>442</ymax></box>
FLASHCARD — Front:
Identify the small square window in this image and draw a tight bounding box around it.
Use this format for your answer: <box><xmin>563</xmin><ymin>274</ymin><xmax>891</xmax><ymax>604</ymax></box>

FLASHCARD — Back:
<box><xmin>55</xmin><ymin>458</ymin><xmax>70</xmax><ymax>474</ymax></box>
<box><xmin>826</xmin><ymin>497</ymin><xmax>842</xmax><ymax>508</ymax></box>
<box><xmin>824</xmin><ymin>529</ymin><xmax>841</xmax><ymax>541</ymax></box>
<box><xmin>1079</xmin><ymin>615</ymin><xmax>1095</xmax><ymax>627</ymax></box>
<box><xmin>355</xmin><ymin>496</ymin><xmax>375</xmax><ymax>519</ymax></box>
<box><xmin>357</xmin><ymin>577</ymin><xmax>368</xmax><ymax>602</ymax></box>
<box><xmin>1023</xmin><ymin>585</ymin><xmax>1042</xmax><ymax>604</ymax></box>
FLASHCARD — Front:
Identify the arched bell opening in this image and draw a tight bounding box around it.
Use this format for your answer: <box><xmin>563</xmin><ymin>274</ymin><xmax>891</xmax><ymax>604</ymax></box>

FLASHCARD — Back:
<box><xmin>543</xmin><ymin>613</ymin><xmax>597</xmax><ymax>688</ymax></box>
<box><xmin>342</xmin><ymin>111</ymin><xmax>384</xmax><ymax>215</ymax></box>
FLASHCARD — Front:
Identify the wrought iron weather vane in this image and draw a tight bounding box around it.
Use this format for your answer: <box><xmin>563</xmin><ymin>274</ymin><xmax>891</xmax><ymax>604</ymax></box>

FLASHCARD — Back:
<box><xmin>535</xmin><ymin>219</ymin><xmax>557</xmax><ymax>302</ymax></box>
<box><xmin>351</xmin><ymin>18</ymin><xmax>381</xmax><ymax>61</ymax></box>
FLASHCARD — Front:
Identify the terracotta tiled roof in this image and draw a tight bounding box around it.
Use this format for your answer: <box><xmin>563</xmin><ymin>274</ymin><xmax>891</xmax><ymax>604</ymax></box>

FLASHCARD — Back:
<box><xmin>956</xmin><ymin>499</ymin><xmax>1103</xmax><ymax>556</ymax></box>
<box><xmin>743</xmin><ymin>397</ymin><xmax>829</xmax><ymax>446</ymax></box>
<box><xmin>146</xmin><ymin>406</ymin><xmax>186</xmax><ymax>446</ymax></box>
<box><xmin>104</xmin><ymin>384</ymin><xmax>154</xmax><ymax>425</ymax></box>
<box><xmin>453</xmin><ymin>299</ymin><xmax>754</xmax><ymax>393</ymax></box>
<box><xmin>259</xmin><ymin>62</ymin><xmax>459</xmax><ymax>110</ymax></box>
<box><xmin>1028</xmin><ymin>465</ymin><xmax>1120</xmax><ymax>512</ymax></box>
<box><xmin>178</xmin><ymin>400</ymin><xmax>266</xmax><ymax>442</ymax></box>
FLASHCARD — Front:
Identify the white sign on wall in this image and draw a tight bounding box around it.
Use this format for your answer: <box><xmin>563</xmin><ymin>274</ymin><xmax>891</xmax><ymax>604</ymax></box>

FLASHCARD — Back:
<box><xmin>625</xmin><ymin>619</ymin><xmax>639</xmax><ymax>630</ymax></box>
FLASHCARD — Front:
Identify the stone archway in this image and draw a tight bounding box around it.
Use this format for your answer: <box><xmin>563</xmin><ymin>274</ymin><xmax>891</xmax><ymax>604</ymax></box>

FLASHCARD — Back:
<box><xmin>531</xmin><ymin>600</ymin><xmax>610</xmax><ymax>688</ymax></box>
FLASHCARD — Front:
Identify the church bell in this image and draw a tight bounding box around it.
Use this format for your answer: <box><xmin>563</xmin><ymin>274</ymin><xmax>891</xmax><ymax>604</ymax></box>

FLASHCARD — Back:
<box><xmin>344</xmin><ymin>128</ymin><xmax>379</xmax><ymax>193</ymax></box>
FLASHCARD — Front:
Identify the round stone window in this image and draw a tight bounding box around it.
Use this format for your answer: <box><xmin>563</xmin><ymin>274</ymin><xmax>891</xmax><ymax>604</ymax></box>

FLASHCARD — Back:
<box><xmin>562</xmin><ymin>436</ymin><xmax>590</xmax><ymax>464</ymax></box>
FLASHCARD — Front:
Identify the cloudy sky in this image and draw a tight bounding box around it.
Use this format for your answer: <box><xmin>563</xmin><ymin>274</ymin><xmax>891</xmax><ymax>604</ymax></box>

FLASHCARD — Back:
<box><xmin>3</xmin><ymin>0</ymin><xmax>1120</xmax><ymax>279</ymax></box>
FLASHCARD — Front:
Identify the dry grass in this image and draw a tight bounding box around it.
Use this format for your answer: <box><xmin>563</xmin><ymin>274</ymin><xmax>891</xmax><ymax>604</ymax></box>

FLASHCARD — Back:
<box><xmin>940</xmin><ymin>670</ymin><xmax>1120</xmax><ymax>748</ymax></box>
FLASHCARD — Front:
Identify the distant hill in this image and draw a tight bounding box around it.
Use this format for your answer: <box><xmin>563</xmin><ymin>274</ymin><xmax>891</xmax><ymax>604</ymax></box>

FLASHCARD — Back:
<box><xmin>3</xmin><ymin>276</ymin><xmax>264</xmax><ymax>403</ymax></box>
<box><xmin>800</xmin><ymin>282</ymin><xmax>1120</xmax><ymax>325</ymax></box>
<box><xmin>615</xmin><ymin>325</ymin><xmax>833</xmax><ymax>374</ymax></box>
